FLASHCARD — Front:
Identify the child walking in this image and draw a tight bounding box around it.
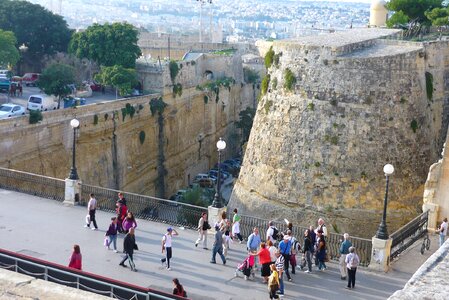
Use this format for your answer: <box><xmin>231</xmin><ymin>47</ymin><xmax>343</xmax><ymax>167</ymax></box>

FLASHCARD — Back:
<box><xmin>105</xmin><ymin>217</ymin><xmax>119</xmax><ymax>252</ymax></box>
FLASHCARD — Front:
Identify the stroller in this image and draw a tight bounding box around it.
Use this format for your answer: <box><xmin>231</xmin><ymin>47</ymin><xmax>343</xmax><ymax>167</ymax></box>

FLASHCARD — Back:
<box><xmin>235</xmin><ymin>254</ymin><xmax>255</xmax><ymax>280</ymax></box>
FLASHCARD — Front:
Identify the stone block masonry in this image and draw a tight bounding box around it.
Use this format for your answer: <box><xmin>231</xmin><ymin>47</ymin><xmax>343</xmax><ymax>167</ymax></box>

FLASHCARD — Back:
<box><xmin>230</xmin><ymin>29</ymin><xmax>449</xmax><ymax>238</ymax></box>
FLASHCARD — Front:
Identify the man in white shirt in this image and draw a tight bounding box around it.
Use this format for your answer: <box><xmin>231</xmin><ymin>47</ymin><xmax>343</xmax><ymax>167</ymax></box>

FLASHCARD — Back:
<box><xmin>439</xmin><ymin>217</ymin><xmax>448</xmax><ymax>247</ymax></box>
<box><xmin>266</xmin><ymin>221</ymin><xmax>278</xmax><ymax>244</ymax></box>
<box><xmin>85</xmin><ymin>193</ymin><xmax>98</xmax><ymax>230</ymax></box>
<box><xmin>316</xmin><ymin>218</ymin><xmax>328</xmax><ymax>237</ymax></box>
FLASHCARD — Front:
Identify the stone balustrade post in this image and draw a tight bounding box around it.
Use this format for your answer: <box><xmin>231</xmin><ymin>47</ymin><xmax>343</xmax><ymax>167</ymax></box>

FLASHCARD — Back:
<box><xmin>369</xmin><ymin>237</ymin><xmax>393</xmax><ymax>272</ymax></box>
<box><xmin>63</xmin><ymin>178</ymin><xmax>82</xmax><ymax>206</ymax></box>
<box><xmin>422</xmin><ymin>202</ymin><xmax>439</xmax><ymax>231</ymax></box>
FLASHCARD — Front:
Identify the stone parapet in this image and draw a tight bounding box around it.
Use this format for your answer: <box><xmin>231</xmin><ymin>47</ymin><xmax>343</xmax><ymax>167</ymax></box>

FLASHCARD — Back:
<box><xmin>0</xmin><ymin>268</ymin><xmax>110</xmax><ymax>300</ymax></box>
<box><xmin>389</xmin><ymin>239</ymin><xmax>449</xmax><ymax>300</ymax></box>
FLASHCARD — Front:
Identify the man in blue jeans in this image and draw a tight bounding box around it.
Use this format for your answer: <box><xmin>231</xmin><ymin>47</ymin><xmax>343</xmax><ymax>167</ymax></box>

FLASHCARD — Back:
<box><xmin>210</xmin><ymin>225</ymin><xmax>226</xmax><ymax>264</ymax></box>
<box><xmin>278</xmin><ymin>235</ymin><xmax>292</xmax><ymax>282</ymax></box>
<box><xmin>275</xmin><ymin>250</ymin><xmax>285</xmax><ymax>296</ymax></box>
<box><xmin>439</xmin><ymin>218</ymin><xmax>448</xmax><ymax>247</ymax></box>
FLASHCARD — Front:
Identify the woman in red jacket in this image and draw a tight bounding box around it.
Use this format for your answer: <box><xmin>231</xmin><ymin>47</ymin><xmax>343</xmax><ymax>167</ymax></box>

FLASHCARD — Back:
<box><xmin>68</xmin><ymin>244</ymin><xmax>82</xmax><ymax>270</ymax></box>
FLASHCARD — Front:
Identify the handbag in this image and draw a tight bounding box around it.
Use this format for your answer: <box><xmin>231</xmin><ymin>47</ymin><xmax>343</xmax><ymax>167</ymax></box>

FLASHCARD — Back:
<box><xmin>104</xmin><ymin>237</ymin><xmax>109</xmax><ymax>247</ymax></box>
<box><xmin>133</xmin><ymin>243</ymin><xmax>139</xmax><ymax>250</ymax></box>
<box><xmin>85</xmin><ymin>214</ymin><xmax>90</xmax><ymax>224</ymax></box>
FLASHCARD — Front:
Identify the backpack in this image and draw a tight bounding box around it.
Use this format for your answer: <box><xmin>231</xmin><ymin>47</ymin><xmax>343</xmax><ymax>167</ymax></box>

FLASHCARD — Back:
<box><xmin>272</xmin><ymin>227</ymin><xmax>279</xmax><ymax>240</ymax></box>
<box><xmin>291</xmin><ymin>238</ymin><xmax>300</xmax><ymax>254</ymax></box>
<box><xmin>349</xmin><ymin>254</ymin><xmax>359</xmax><ymax>269</ymax></box>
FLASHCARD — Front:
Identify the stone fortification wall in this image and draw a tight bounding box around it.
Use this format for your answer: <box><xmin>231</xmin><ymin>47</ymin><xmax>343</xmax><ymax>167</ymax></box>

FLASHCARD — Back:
<box><xmin>230</xmin><ymin>29</ymin><xmax>449</xmax><ymax>237</ymax></box>
<box><xmin>389</xmin><ymin>239</ymin><xmax>449</xmax><ymax>300</ymax></box>
<box><xmin>0</xmin><ymin>84</ymin><xmax>255</xmax><ymax>197</ymax></box>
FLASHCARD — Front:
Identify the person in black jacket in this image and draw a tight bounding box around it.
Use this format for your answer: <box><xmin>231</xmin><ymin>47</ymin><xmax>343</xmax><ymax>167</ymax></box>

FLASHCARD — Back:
<box><xmin>119</xmin><ymin>227</ymin><xmax>137</xmax><ymax>271</ymax></box>
<box><xmin>303</xmin><ymin>229</ymin><xmax>313</xmax><ymax>273</ymax></box>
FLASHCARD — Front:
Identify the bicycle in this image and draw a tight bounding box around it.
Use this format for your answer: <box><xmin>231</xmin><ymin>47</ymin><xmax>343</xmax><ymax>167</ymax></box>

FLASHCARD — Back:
<box><xmin>420</xmin><ymin>234</ymin><xmax>431</xmax><ymax>255</ymax></box>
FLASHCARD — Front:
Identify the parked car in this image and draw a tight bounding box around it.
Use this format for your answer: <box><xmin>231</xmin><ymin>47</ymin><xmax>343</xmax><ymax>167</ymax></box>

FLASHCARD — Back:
<box><xmin>208</xmin><ymin>169</ymin><xmax>227</xmax><ymax>181</ymax></box>
<box><xmin>27</xmin><ymin>95</ymin><xmax>58</xmax><ymax>111</ymax></box>
<box><xmin>0</xmin><ymin>77</ymin><xmax>10</xmax><ymax>92</ymax></box>
<box><xmin>88</xmin><ymin>81</ymin><xmax>102</xmax><ymax>92</ymax></box>
<box><xmin>22</xmin><ymin>73</ymin><xmax>40</xmax><ymax>86</ymax></box>
<box><xmin>0</xmin><ymin>104</ymin><xmax>26</xmax><ymax>119</ymax></box>
<box><xmin>196</xmin><ymin>178</ymin><xmax>215</xmax><ymax>188</ymax></box>
<box><xmin>63</xmin><ymin>97</ymin><xmax>86</xmax><ymax>108</ymax></box>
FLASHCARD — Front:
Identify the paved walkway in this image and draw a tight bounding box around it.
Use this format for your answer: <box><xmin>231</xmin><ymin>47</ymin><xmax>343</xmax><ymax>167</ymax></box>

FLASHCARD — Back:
<box><xmin>0</xmin><ymin>189</ymin><xmax>436</xmax><ymax>300</ymax></box>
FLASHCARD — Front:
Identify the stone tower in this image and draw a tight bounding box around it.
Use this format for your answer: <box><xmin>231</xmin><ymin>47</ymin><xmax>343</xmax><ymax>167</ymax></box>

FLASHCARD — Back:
<box><xmin>370</xmin><ymin>0</ymin><xmax>388</xmax><ymax>27</ymax></box>
<box><xmin>229</xmin><ymin>29</ymin><xmax>449</xmax><ymax>237</ymax></box>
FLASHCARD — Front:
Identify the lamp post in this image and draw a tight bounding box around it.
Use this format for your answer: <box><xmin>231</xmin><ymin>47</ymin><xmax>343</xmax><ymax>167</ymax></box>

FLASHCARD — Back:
<box><xmin>211</xmin><ymin>137</ymin><xmax>226</xmax><ymax>208</ymax></box>
<box><xmin>375</xmin><ymin>164</ymin><xmax>394</xmax><ymax>240</ymax></box>
<box><xmin>68</xmin><ymin>119</ymin><xmax>80</xmax><ymax>180</ymax></box>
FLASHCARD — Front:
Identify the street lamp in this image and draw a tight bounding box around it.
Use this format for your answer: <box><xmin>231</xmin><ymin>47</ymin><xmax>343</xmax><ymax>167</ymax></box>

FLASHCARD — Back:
<box><xmin>211</xmin><ymin>137</ymin><xmax>226</xmax><ymax>208</ymax></box>
<box><xmin>376</xmin><ymin>164</ymin><xmax>394</xmax><ymax>240</ymax></box>
<box><xmin>68</xmin><ymin>118</ymin><xmax>80</xmax><ymax>180</ymax></box>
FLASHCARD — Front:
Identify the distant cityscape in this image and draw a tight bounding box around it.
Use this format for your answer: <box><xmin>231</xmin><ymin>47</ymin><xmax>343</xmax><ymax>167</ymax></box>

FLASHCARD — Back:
<box><xmin>30</xmin><ymin>0</ymin><xmax>371</xmax><ymax>41</ymax></box>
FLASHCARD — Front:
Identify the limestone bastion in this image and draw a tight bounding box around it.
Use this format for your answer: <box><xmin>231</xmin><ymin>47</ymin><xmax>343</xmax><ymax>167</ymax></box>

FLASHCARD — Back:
<box><xmin>229</xmin><ymin>28</ymin><xmax>449</xmax><ymax>238</ymax></box>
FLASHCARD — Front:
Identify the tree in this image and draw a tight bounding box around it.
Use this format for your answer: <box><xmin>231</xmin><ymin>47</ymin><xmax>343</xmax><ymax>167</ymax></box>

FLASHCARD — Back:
<box><xmin>236</xmin><ymin>107</ymin><xmax>256</xmax><ymax>144</ymax></box>
<box><xmin>0</xmin><ymin>29</ymin><xmax>19</xmax><ymax>68</ymax></box>
<box><xmin>38</xmin><ymin>64</ymin><xmax>75</xmax><ymax>108</ymax></box>
<box><xmin>95</xmin><ymin>65</ymin><xmax>138</xmax><ymax>96</ymax></box>
<box><xmin>386</xmin><ymin>0</ymin><xmax>443</xmax><ymax>25</ymax></box>
<box><xmin>425</xmin><ymin>7</ymin><xmax>449</xmax><ymax>26</ymax></box>
<box><xmin>386</xmin><ymin>11</ymin><xmax>410</xmax><ymax>28</ymax></box>
<box><xmin>69</xmin><ymin>23</ymin><xmax>142</xmax><ymax>68</ymax></box>
<box><xmin>0</xmin><ymin>0</ymin><xmax>72</xmax><ymax>68</ymax></box>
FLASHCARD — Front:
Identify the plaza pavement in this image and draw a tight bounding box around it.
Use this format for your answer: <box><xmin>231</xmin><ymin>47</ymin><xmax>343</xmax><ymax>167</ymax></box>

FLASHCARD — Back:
<box><xmin>0</xmin><ymin>188</ymin><xmax>437</xmax><ymax>300</ymax></box>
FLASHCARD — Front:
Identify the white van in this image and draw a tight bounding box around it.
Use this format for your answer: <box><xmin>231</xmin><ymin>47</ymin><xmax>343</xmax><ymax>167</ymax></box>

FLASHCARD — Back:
<box><xmin>27</xmin><ymin>95</ymin><xmax>58</xmax><ymax>111</ymax></box>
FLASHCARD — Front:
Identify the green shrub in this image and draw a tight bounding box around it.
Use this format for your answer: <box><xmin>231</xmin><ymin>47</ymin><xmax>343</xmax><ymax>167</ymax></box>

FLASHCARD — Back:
<box><xmin>314</xmin><ymin>162</ymin><xmax>321</xmax><ymax>167</ymax></box>
<box><xmin>264</xmin><ymin>46</ymin><xmax>275</xmax><ymax>69</ymax></box>
<box><xmin>400</xmin><ymin>97</ymin><xmax>407</xmax><ymax>104</ymax></box>
<box><xmin>273</xmin><ymin>53</ymin><xmax>281</xmax><ymax>67</ymax></box>
<box><xmin>150</xmin><ymin>97</ymin><xmax>167</xmax><ymax>116</ymax></box>
<box><xmin>121</xmin><ymin>107</ymin><xmax>127</xmax><ymax>121</ymax></box>
<box><xmin>169</xmin><ymin>60</ymin><xmax>179</xmax><ymax>83</ymax></box>
<box><xmin>104</xmin><ymin>113</ymin><xmax>109</xmax><ymax>121</ymax></box>
<box><xmin>264</xmin><ymin>100</ymin><xmax>273</xmax><ymax>114</ymax></box>
<box><xmin>138</xmin><ymin>104</ymin><xmax>144</xmax><ymax>111</ymax></box>
<box><xmin>307</xmin><ymin>102</ymin><xmax>315</xmax><ymax>111</ymax></box>
<box><xmin>411</xmin><ymin>119</ymin><xmax>418</xmax><ymax>133</ymax></box>
<box><xmin>29</xmin><ymin>110</ymin><xmax>43</xmax><ymax>124</ymax></box>
<box><xmin>261</xmin><ymin>74</ymin><xmax>270</xmax><ymax>95</ymax></box>
<box><xmin>139</xmin><ymin>131</ymin><xmax>145</xmax><ymax>145</ymax></box>
<box><xmin>425</xmin><ymin>72</ymin><xmax>433</xmax><ymax>101</ymax></box>
<box><xmin>243</xmin><ymin>67</ymin><xmax>260</xmax><ymax>84</ymax></box>
<box><xmin>330</xmin><ymin>136</ymin><xmax>338</xmax><ymax>145</ymax></box>
<box><xmin>93</xmin><ymin>114</ymin><xmax>98</xmax><ymax>125</ymax></box>
<box><xmin>173</xmin><ymin>83</ymin><xmax>183</xmax><ymax>97</ymax></box>
<box><xmin>284</xmin><ymin>68</ymin><xmax>296</xmax><ymax>91</ymax></box>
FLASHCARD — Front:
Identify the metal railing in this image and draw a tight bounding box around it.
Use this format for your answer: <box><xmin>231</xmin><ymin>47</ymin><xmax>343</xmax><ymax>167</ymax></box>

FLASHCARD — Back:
<box><xmin>239</xmin><ymin>214</ymin><xmax>372</xmax><ymax>266</ymax></box>
<box><xmin>0</xmin><ymin>248</ymin><xmax>185</xmax><ymax>300</ymax></box>
<box><xmin>0</xmin><ymin>167</ymin><xmax>65</xmax><ymax>201</ymax></box>
<box><xmin>81</xmin><ymin>184</ymin><xmax>207</xmax><ymax>230</ymax></box>
<box><xmin>390</xmin><ymin>210</ymin><xmax>429</xmax><ymax>260</ymax></box>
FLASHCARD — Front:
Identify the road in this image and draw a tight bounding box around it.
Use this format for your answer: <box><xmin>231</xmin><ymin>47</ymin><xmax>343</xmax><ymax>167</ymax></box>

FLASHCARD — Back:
<box><xmin>0</xmin><ymin>188</ymin><xmax>432</xmax><ymax>300</ymax></box>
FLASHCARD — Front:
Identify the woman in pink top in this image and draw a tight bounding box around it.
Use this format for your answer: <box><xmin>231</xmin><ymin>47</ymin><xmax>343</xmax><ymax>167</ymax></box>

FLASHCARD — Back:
<box><xmin>122</xmin><ymin>212</ymin><xmax>138</xmax><ymax>233</ymax></box>
<box><xmin>68</xmin><ymin>244</ymin><xmax>82</xmax><ymax>270</ymax></box>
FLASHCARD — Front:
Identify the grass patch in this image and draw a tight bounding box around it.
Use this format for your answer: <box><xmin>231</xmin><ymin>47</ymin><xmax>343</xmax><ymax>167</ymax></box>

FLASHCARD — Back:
<box><xmin>284</xmin><ymin>68</ymin><xmax>296</xmax><ymax>91</ymax></box>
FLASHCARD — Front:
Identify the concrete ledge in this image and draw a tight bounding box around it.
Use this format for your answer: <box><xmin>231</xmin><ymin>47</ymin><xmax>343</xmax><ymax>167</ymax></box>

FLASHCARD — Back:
<box><xmin>389</xmin><ymin>239</ymin><xmax>449</xmax><ymax>300</ymax></box>
<box><xmin>0</xmin><ymin>268</ymin><xmax>110</xmax><ymax>300</ymax></box>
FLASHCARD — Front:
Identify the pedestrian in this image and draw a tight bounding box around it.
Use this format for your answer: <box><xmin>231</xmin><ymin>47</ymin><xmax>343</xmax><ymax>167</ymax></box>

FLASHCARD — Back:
<box><xmin>286</xmin><ymin>229</ymin><xmax>299</xmax><ymax>274</ymax></box>
<box><xmin>195</xmin><ymin>212</ymin><xmax>210</xmax><ymax>249</ymax></box>
<box><xmin>278</xmin><ymin>234</ymin><xmax>292</xmax><ymax>282</ymax></box>
<box><xmin>345</xmin><ymin>246</ymin><xmax>360</xmax><ymax>289</ymax></box>
<box><xmin>219</xmin><ymin>211</ymin><xmax>231</xmax><ymax>256</ymax></box>
<box><xmin>303</xmin><ymin>229</ymin><xmax>313</xmax><ymax>273</ymax></box>
<box><xmin>267</xmin><ymin>240</ymin><xmax>277</xmax><ymax>264</ymax></box>
<box><xmin>161</xmin><ymin>227</ymin><xmax>179</xmax><ymax>270</ymax></box>
<box><xmin>116</xmin><ymin>194</ymin><xmax>128</xmax><ymax>233</ymax></box>
<box><xmin>339</xmin><ymin>233</ymin><xmax>352</xmax><ymax>280</ymax></box>
<box><xmin>210</xmin><ymin>224</ymin><xmax>226</xmax><ymax>265</ymax></box>
<box><xmin>247</xmin><ymin>227</ymin><xmax>262</xmax><ymax>268</ymax></box>
<box><xmin>84</xmin><ymin>193</ymin><xmax>98</xmax><ymax>230</ymax></box>
<box><xmin>122</xmin><ymin>211</ymin><xmax>137</xmax><ymax>233</ymax></box>
<box><xmin>267</xmin><ymin>264</ymin><xmax>280</xmax><ymax>299</ymax></box>
<box><xmin>316</xmin><ymin>230</ymin><xmax>327</xmax><ymax>271</ymax></box>
<box><xmin>172</xmin><ymin>278</ymin><xmax>187</xmax><ymax>297</ymax></box>
<box><xmin>266</xmin><ymin>221</ymin><xmax>279</xmax><ymax>244</ymax></box>
<box><xmin>119</xmin><ymin>227</ymin><xmax>137</xmax><ymax>271</ymax></box>
<box><xmin>232</xmin><ymin>208</ymin><xmax>244</xmax><ymax>243</ymax></box>
<box><xmin>250</xmin><ymin>242</ymin><xmax>271</xmax><ymax>283</ymax></box>
<box><xmin>68</xmin><ymin>244</ymin><xmax>82</xmax><ymax>270</ymax></box>
<box><xmin>17</xmin><ymin>81</ymin><xmax>22</xmax><ymax>97</ymax></box>
<box><xmin>105</xmin><ymin>217</ymin><xmax>119</xmax><ymax>252</ymax></box>
<box><xmin>117</xmin><ymin>192</ymin><xmax>127</xmax><ymax>206</ymax></box>
<box><xmin>438</xmin><ymin>217</ymin><xmax>448</xmax><ymax>247</ymax></box>
<box><xmin>316</xmin><ymin>218</ymin><xmax>328</xmax><ymax>237</ymax></box>
<box><xmin>274</xmin><ymin>250</ymin><xmax>285</xmax><ymax>297</ymax></box>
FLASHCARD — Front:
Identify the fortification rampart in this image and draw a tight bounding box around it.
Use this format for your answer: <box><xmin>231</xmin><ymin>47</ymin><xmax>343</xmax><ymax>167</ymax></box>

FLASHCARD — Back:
<box><xmin>230</xmin><ymin>29</ymin><xmax>449</xmax><ymax>237</ymax></box>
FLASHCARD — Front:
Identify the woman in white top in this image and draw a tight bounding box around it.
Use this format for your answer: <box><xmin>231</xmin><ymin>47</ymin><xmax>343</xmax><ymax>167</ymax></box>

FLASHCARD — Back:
<box><xmin>344</xmin><ymin>246</ymin><xmax>360</xmax><ymax>289</ymax></box>
<box><xmin>267</xmin><ymin>240</ymin><xmax>277</xmax><ymax>263</ymax></box>
<box><xmin>161</xmin><ymin>227</ymin><xmax>178</xmax><ymax>270</ymax></box>
<box><xmin>439</xmin><ymin>218</ymin><xmax>448</xmax><ymax>247</ymax></box>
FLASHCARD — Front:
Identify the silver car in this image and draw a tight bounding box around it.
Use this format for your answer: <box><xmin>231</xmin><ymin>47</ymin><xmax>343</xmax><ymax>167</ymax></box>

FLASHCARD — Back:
<box><xmin>0</xmin><ymin>104</ymin><xmax>26</xmax><ymax>119</ymax></box>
